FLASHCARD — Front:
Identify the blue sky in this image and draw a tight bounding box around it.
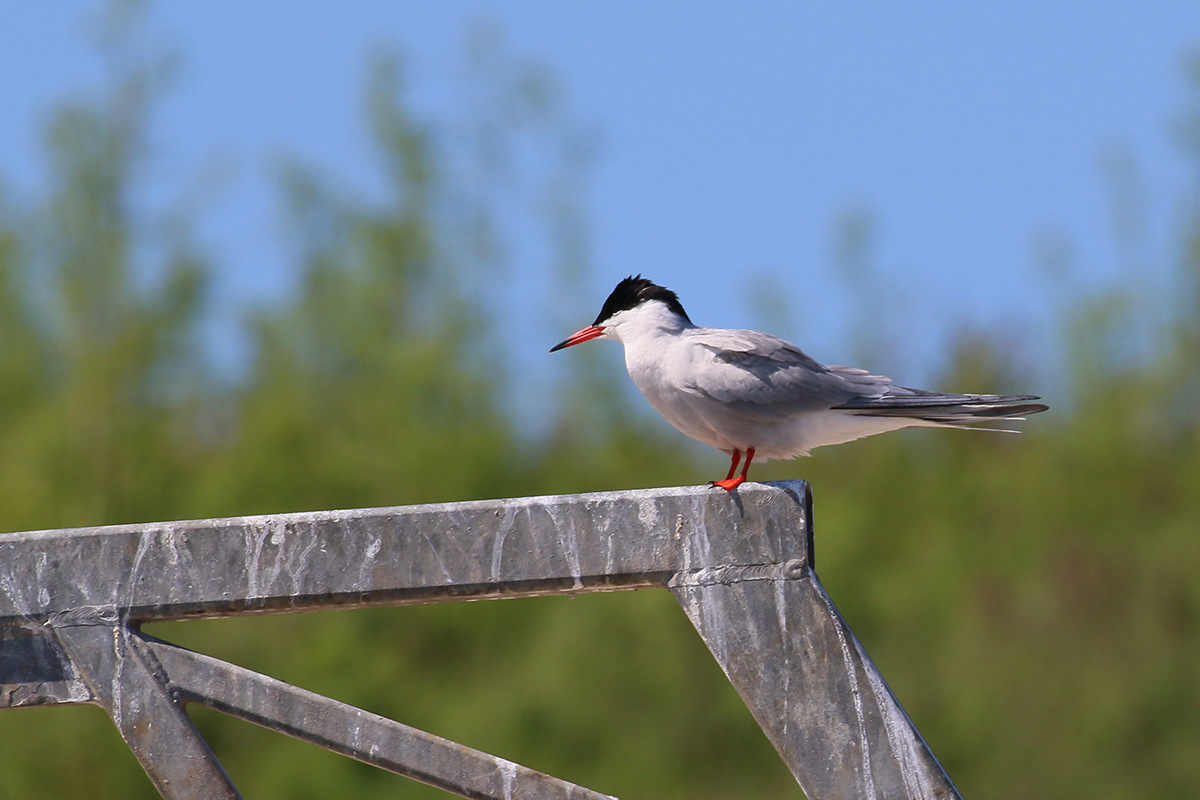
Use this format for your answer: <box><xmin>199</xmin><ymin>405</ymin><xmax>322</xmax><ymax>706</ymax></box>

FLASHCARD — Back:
<box><xmin>1</xmin><ymin>3</ymin><xmax>1198</xmax><ymax>408</ymax></box>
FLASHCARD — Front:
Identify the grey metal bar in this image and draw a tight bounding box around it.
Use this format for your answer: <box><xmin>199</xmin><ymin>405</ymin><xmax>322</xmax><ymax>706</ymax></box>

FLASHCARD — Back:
<box><xmin>0</xmin><ymin>482</ymin><xmax>967</xmax><ymax>800</ymax></box>
<box><xmin>671</xmin><ymin>560</ymin><xmax>962</xmax><ymax>799</ymax></box>
<box><xmin>0</xmin><ymin>624</ymin><xmax>93</xmax><ymax>707</ymax></box>
<box><xmin>54</xmin><ymin>618</ymin><xmax>242</xmax><ymax>800</ymax></box>
<box><xmin>0</xmin><ymin>484</ymin><xmax>807</xmax><ymax>624</ymax></box>
<box><xmin>141</xmin><ymin>633</ymin><xmax>617</xmax><ymax>800</ymax></box>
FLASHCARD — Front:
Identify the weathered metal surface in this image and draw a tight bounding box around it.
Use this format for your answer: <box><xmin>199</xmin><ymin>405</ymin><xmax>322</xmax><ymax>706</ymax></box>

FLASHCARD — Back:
<box><xmin>142</xmin><ymin>633</ymin><xmax>616</xmax><ymax>800</ymax></box>
<box><xmin>0</xmin><ymin>624</ymin><xmax>93</xmax><ymax>707</ymax></box>
<box><xmin>671</xmin><ymin>559</ymin><xmax>961</xmax><ymax>799</ymax></box>
<box><xmin>0</xmin><ymin>484</ymin><xmax>807</xmax><ymax>624</ymax></box>
<box><xmin>0</xmin><ymin>482</ymin><xmax>965</xmax><ymax>800</ymax></box>
<box><xmin>55</xmin><ymin>619</ymin><xmax>242</xmax><ymax>800</ymax></box>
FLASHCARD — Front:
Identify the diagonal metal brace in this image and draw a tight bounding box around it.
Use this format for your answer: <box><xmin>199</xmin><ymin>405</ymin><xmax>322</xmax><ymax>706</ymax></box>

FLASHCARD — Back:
<box><xmin>671</xmin><ymin>556</ymin><xmax>959</xmax><ymax>799</ymax></box>
<box><xmin>140</xmin><ymin>633</ymin><xmax>617</xmax><ymax>800</ymax></box>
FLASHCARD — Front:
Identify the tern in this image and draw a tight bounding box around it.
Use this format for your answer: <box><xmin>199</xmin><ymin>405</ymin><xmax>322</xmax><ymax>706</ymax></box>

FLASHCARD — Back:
<box><xmin>551</xmin><ymin>275</ymin><xmax>1048</xmax><ymax>491</ymax></box>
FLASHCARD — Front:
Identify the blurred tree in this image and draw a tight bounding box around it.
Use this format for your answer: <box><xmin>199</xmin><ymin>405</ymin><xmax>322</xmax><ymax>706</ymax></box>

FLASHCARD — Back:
<box><xmin>187</xmin><ymin>56</ymin><xmax>519</xmax><ymax>517</ymax></box>
<box><xmin>0</xmin><ymin>60</ymin><xmax>207</xmax><ymax>533</ymax></box>
<box><xmin>0</xmin><ymin>9</ymin><xmax>213</xmax><ymax>799</ymax></box>
<box><xmin>2</xmin><ymin>7</ymin><xmax>1200</xmax><ymax>800</ymax></box>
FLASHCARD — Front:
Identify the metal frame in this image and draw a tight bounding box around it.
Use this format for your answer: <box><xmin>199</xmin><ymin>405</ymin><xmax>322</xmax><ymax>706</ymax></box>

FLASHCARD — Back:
<box><xmin>1</xmin><ymin>481</ymin><xmax>962</xmax><ymax>799</ymax></box>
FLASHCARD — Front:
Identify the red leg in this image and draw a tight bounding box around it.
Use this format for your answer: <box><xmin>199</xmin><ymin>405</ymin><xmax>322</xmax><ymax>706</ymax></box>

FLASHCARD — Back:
<box><xmin>723</xmin><ymin>450</ymin><xmax>742</xmax><ymax>481</ymax></box>
<box><xmin>712</xmin><ymin>447</ymin><xmax>755</xmax><ymax>492</ymax></box>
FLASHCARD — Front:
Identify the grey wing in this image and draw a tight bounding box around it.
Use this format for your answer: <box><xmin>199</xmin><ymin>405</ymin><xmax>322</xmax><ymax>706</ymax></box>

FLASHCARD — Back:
<box><xmin>684</xmin><ymin>329</ymin><xmax>894</xmax><ymax>422</ymax></box>
<box><xmin>682</xmin><ymin>328</ymin><xmax>1048</xmax><ymax>425</ymax></box>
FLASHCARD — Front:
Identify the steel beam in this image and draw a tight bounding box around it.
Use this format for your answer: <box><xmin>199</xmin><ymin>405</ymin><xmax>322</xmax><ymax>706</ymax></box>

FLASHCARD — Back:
<box><xmin>671</xmin><ymin>559</ymin><xmax>958</xmax><ymax>799</ymax></box>
<box><xmin>1</xmin><ymin>482</ymin><xmax>963</xmax><ymax>799</ymax></box>
<box><xmin>0</xmin><ymin>484</ymin><xmax>808</xmax><ymax>624</ymax></box>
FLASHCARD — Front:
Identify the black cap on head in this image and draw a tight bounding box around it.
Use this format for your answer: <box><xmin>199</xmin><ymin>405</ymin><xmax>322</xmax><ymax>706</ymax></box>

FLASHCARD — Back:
<box><xmin>592</xmin><ymin>275</ymin><xmax>691</xmax><ymax>326</ymax></box>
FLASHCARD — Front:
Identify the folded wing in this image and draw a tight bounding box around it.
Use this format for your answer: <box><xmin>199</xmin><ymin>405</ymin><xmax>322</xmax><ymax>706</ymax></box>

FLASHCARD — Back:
<box><xmin>683</xmin><ymin>328</ymin><xmax>1047</xmax><ymax>426</ymax></box>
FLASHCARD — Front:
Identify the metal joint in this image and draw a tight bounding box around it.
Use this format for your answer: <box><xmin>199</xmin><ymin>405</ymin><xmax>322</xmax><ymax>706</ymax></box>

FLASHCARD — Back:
<box><xmin>666</xmin><ymin>557</ymin><xmax>808</xmax><ymax>588</ymax></box>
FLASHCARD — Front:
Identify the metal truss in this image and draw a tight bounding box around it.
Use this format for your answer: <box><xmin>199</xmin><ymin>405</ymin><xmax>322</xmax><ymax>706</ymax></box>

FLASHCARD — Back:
<box><xmin>1</xmin><ymin>482</ymin><xmax>961</xmax><ymax>799</ymax></box>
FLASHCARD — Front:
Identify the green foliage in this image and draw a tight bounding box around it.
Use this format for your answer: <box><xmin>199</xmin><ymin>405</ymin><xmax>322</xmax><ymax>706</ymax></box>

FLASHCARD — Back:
<box><xmin>2</xmin><ymin>25</ymin><xmax>1199</xmax><ymax>800</ymax></box>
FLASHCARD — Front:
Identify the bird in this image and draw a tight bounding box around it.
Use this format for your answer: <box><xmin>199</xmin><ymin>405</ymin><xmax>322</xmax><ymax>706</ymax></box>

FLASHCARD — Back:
<box><xmin>550</xmin><ymin>275</ymin><xmax>1048</xmax><ymax>491</ymax></box>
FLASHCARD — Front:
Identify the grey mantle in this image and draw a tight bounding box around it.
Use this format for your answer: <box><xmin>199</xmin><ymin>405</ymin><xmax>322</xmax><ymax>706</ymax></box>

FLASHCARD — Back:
<box><xmin>0</xmin><ymin>481</ymin><xmax>962</xmax><ymax>800</ymax></box>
